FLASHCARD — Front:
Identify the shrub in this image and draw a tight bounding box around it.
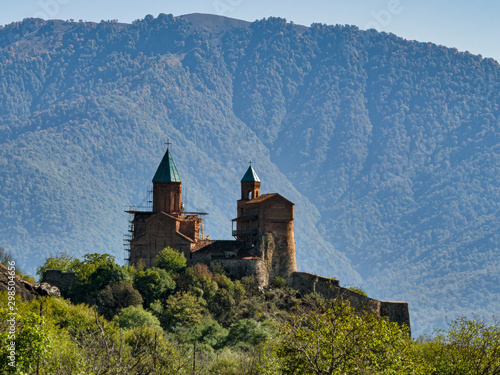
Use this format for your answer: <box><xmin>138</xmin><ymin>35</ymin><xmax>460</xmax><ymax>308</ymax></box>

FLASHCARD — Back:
<box><xmin>347</xmin><ymin>285</ymin><xmax>367</xmax><ymax>296</ymax></box>
<box><xmin>271</xmin><ymin>276</ymin><xmax>287</xmax><ymax>289</ymax></box>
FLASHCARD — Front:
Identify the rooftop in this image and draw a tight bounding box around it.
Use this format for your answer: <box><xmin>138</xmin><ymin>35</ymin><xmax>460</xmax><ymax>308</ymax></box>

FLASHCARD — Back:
<box><xmin>152</xmin><ymin>148</ymin><xmax>181</xmax><ymax>182</ymax></box>
<box><xmin>241</xmin><ymin>165</ymin><xmax>260</xmax><ymax>182</ymax></box>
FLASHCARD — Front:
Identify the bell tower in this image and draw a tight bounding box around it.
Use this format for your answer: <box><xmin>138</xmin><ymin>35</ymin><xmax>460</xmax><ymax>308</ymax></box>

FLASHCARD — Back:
<box><xmin>234</xmin><ymin>164</ymin><xmax>261</xmax><ymax>243</ymax></box>
<box><xmin>240</xmin><ymin>164</ymin><xmax>261</xmax><ymax>200</ymax></box>
<box><xmin>152</xmin><ymin>147</ymin><xmax>182</xmax><ymax>213</ymax></box>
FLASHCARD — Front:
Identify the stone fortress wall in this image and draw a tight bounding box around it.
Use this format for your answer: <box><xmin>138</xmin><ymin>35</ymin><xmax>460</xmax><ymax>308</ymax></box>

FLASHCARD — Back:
<box><xmin>42</xmin><ymin>265</ymin><xmax>411</xmax><ymax>331</ymax></box>
<box><xmin>41</xmin><ymin>269</ymin><xmax>76</xmax><ymax>295</ymax></box>
<box><xmin>287</xmin><ymin>272</ymin><xmax>410</xmax><ymax>330</ymax></box>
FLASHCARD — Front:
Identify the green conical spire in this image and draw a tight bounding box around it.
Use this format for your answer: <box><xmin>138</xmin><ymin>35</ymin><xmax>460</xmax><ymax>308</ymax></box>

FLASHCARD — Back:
<box><xmin>152</xmin><ymin>148</ymin><xmax>181</xmax><ymax>182</ymax></box>
<box><xmin>241</xmin><ymin>165</ymin><xmax>260</xmax><ymax>182</ymax></box>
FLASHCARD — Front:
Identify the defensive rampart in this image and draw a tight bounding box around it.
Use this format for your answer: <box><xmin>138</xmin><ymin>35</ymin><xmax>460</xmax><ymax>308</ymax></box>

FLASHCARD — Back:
<box><xmin>287</xmin><ymin>272</ymin><xmax>411</xmax><ymax>332</ymax></box>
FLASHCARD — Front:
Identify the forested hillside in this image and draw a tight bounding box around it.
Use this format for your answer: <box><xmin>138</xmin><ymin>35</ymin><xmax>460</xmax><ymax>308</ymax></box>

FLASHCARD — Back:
<box><xmin>0</xmin><ymin>13</ymin><xmax>498</xmax><ymax>335</ymax></box>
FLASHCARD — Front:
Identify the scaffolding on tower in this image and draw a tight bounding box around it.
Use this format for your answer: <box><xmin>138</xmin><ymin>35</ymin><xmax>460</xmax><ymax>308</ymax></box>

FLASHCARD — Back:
<box><xmin>123</xmin><ymin>186</ymin><xmax>153</xmax><ymax>263</ymax></box>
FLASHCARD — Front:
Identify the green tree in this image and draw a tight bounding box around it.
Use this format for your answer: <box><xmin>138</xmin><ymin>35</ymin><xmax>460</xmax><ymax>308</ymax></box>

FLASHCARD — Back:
<box><xmin>37</xmin><ymin>252</ymin><xmax>121</xmax><ymax>303</ymax></box>
<box><xmin>0</xmin><ymin>291</ymin><xmax>188</xmax><ymax>374</ymax></box>
<box><xmin>88</xmin><ymin>263</ymin><xmax>128</xmax><ymax>293</ymax></box>
<box><xmin>226</xmin><ymin>318</ymin><xmax>270</xmax><ymax>348</ymax></box>
<box><xmin>97</xmin><ymin>280</ymin><xmax>143</xmax><ymax>320</ymax></box>
<box><xmin>155</xmin><ymin>247</ymin><xmax>187</xmax><ymax>275</ymax></box>
<box><xmin>73</xmin><ymin>253</ymin><xmax>118</xmax><ymax>283</ymax></box>
<box><xmin>36</xmin><ymin>252</ymin><xmax>77</xmax><ymax>281</ymax></box>
<box><xmin>177</xmin><ymin>264</ymin><xmax>219</xmax><ymax>301</ymax></box>
<box><xmin>207</xmin><ymin>271</ymin><xmax>246</xmax><ymax>324</ymax></box>
<box><xmin>171</xmin><ymin>320</ymin><xmax>228</xmax><ymax>375</ymax></box>
<box><xmin>71</xmin><ymin>262</ymin><xmax>128</xmax><ymax>304</ymax></box>
<box><xmin>36</xmin><ymin>253</ymin><xmax>119</xmax><ymax>289</ymax></box>
<box><xmin>162</xmin><ymin>291</ymin><xmax>207</xmax><ymax>329</ymax></box>
<box><xmin>133</xmin><ymin>267</ymin><xmax>176</xmax><ymax>308</ymax></box>
<box><xmin>198</xmin><ymin>320</ymin><xmax>228</xmax><ymax>350</ymax></box>
<box><xmin>0</xmin><ymin>310</ymin><xmax>50</xmax><ymax>374</ymax></box>
<box><xmin>271</xmin><ymin>299</ymin><xmax>429</xmax><ymax>374</ymax></box>
<box><xmin>420</xmin><ymin>315</ymin><xmax>500</xmax><ymax>374</ymax></box>
<box><xmin>124</xmin><ymin>325</ymin><xmax>188</xmax><ymax>374</ymax></box>
<box><xmin>0</xmin><ymin>247</ymin><xmax>14</xmax><ymax>266</ymax></box>
<box><xmin>209</xmin><ymin>288</ymin><xmax>236</xmax><ymax>322</ymax></box>
<box><xmin>173</xmin><ymin>319</ymin><xmax>228</xmax><ymax>351</ymax></box>
<box><xmin>115</xmin><ymin>305</ymin><xmax>162</xmax><ymax>331</ymax></box>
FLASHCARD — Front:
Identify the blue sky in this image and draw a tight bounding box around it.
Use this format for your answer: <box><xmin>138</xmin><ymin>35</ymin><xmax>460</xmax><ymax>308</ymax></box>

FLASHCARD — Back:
<box><xmin>1</xmin><ymin>0</ymin><xmax>499</xmax><ymax>62</ymax></box>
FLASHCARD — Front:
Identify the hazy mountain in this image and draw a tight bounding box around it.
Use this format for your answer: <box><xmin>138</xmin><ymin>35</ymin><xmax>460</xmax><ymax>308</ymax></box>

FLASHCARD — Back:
<box><xmin>0</xmin><ymin>14</ymin><xmax>498</xmax><ymax>335</ymax></box>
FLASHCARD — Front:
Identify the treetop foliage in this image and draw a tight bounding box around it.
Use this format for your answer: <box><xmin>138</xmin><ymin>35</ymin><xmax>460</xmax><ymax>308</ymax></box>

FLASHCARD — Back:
<box><xmin>3</xmin><ymin>250</ymin><xmax>500</xmax><ymax>373</ymax></box>
<box><xmin>155</xmin><ymin>246</ymin><xmax>187</xmax><ymax>275</ymax></box>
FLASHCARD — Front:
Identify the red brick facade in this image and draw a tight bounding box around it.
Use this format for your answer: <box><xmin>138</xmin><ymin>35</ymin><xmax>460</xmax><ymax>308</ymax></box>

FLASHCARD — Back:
<box><xmin>128</xmin><ymin>151</ymin><xmax>297</xmax><ymax>283</ymax></box>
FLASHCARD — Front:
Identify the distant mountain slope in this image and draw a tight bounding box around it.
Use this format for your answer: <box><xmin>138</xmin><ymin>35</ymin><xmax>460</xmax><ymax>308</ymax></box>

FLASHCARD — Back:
<box><xmin>0</xmin><ymin>14</ymin><xmax>498</xmax><ymax>336</ymax></box>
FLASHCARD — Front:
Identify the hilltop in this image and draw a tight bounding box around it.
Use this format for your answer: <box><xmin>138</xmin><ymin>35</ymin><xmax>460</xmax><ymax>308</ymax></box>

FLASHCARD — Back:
<box><xmin>0</xmin><ymin>13</ymin><xmax>498</xmax><ymax>335</ymax></box>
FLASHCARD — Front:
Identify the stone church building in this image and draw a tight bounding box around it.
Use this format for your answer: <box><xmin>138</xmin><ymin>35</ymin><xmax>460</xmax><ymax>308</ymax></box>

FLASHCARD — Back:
<box><xmin>125</xmin><ymin>147</ymin><xmax>411</xmax><ymax>330</ymax></box>
<box><xmin>127</xmin><ymin>147</ymin><xmax>297</xmax><ymax>286</ymax></box>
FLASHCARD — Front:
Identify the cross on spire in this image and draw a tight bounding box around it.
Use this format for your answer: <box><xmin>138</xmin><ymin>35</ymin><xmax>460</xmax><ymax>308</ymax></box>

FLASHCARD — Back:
<box><xmin>165</xmin><ymin>138</ymin><xmax>172</xmax><ymax>149</ymax></box>
<box><xmin>249</xmin><ymin>160</ymin><xmax>253</xmax><ymax>166</ymax></box>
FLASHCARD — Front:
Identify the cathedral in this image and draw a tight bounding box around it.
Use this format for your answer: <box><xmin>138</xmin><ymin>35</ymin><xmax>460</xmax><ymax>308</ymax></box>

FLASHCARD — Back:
<box><xmin>127</xmin><ymin>147</ymin><xmax>297</xmax><ymax>286</ymax></box>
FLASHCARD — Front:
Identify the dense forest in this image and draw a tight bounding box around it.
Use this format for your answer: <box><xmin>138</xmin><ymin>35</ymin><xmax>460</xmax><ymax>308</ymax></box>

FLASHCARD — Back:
<box><xmin>2</xmin><ymin>252</ymin><xmax>499</xmax><ymax>374</ymax></box>
<box><xmin>0</xmin><ymin>13</ymin><xmax>498</xmax><ymax>336</ymax></box>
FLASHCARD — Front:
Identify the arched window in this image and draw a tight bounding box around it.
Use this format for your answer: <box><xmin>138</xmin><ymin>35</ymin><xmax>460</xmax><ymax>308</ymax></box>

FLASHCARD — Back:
<box><xmin>249</xmin><ymin>191</ymin><xmax>253</xmax><ymax>199</ymax></box>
